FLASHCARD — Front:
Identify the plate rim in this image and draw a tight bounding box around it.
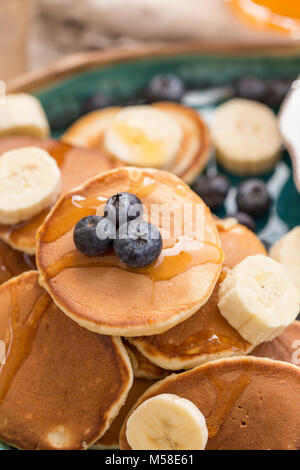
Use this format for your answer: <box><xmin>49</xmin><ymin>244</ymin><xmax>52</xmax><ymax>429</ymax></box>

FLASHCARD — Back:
<box><xmin>7</xmin><ymin>41</ymin><xmax>300</xmax><ymax>94</ymax></box>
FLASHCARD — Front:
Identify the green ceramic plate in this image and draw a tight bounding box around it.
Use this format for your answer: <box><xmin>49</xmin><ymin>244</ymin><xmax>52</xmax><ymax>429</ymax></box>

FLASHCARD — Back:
<box><xmin>2</xmin><ymin>45</ymin><xmax>300</xmax><ymax>450</ymax></box>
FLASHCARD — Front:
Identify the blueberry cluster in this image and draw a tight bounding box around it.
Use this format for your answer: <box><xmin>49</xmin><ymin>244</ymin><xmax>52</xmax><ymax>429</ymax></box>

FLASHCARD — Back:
<box><xmin>193</xmin><ymin>174</ymin><xmax>271</xmax><ymax>233</ymax></box>
<box><xmin>73</xmin><ymin>193</ymin><xmax>162</xmax><ymax>268</ymax></box>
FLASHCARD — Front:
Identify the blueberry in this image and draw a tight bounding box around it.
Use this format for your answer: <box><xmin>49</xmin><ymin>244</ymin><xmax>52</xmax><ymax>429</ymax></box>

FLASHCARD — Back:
<box><xmin>265</xmin><ymin>78</ymin><xmax>294</xmax><ymax>109</ymax></box>
<box><xmin>104</xmin><ymin>193</ymin><xmax>143</xmax><ymax>229</ymax></box>
<box><xmin>146</xmin><ymin>74</ymin><xmax>185</xmax><ymax>102</ymax></box>
<box><xmin>81</xmin><ymin>93</ymin><xmax>113</xmax><ymax>115</ymax></box>
<box><xmin>193</xmin><ymin>174</ymin><xmax>230</xmax><ymax>211</ymax></box>
<box><xmin>235</xmin><ymin>76</ymin><xmax>267</xmax><ymax>102</ymax></box>
<box><xmin>73</xmin><ymin>215</ymin><xmax>114</xmax><ymax>256</ymax></box>
<box><xmin>236</xmin><ymin>179</ymin><xmax>271</xmax><ymax>217</ymax></box>
<box><xmin>114</xmin><ymin>221</ymin><xmax>162</xmax><ymax>268</ymax></box>
<box><xmin>232</xmin><ymin>211</ymin><xmax>256</xmax><ymax>232</ymax></box>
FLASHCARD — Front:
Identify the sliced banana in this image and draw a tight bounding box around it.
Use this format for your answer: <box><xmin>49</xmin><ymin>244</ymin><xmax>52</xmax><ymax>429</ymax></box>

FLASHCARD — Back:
<box><xmin>0</xmin><ymin>147</ymin><xmax>61</xmax><ymax>225</ymax></box>
<box><xmin>218</xmin><ymin>254</ymin><xmax>300</xmax><ymax>346</ymax></box>
<box><xmin>212</xmin><ymin>98</ymin><xmax>282</xmax><ymax>175</ymax></box>
<box><xmin>270</xmin><ymin>227</ymin><xmax>300</xmax><ymax>294</ymax></box>
<box><xmin>0</xmin><ymin>94</ymin><xmax>50</xmax><ymax>138</ymax></box>
<box><xmin>103</xmin><ymin>105</ymin><xmax>182</xmax><ymax>168</ymax></box>
<box><xmin>126</xmin><ymin>393</ymin><xmax>208</xmax><ymax>450</ymax></box>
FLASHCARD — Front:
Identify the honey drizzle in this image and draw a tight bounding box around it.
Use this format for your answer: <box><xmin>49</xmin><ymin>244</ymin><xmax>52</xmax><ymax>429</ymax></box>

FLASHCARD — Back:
<box><xmin>41</xmin><ymin>172</ymin><xmax>222</xmax><ymax>282</ymax></box>
<box><xmin>205</xmin><ymin>369</ymin><xmax>252</xmax><ymax>438</ymax></box>
<box><xmin>44</xmin><ymin>237</ymin><xmax>222</xmax><ymax>283</ymax></box>
<box><xmin>0</xmin><ymin>286</ymin><xmax>51</xmax><ymax>405</ymax></box>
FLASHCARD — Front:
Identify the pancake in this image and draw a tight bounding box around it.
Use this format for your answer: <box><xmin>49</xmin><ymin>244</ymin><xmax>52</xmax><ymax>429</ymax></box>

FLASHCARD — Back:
<box><xmin>124</xmin><ymin>341</ymin><xmax>169</xmax><ymax>380</ymax></box>
<box><xmin>120</xmin><ymin>356</ymin><xmax>300</xmax><ymax>450</ymax></box>
<box><xmin>37</xmin><ymin>166</ymin><xmax>223</xmax><ymax>336</ymax></box>
<box><xmin>0</xmin><ymin>271</ymin><xmax>132</xmax><ymax>450</ymax></box>
<box><xmin>130</xmin><ymin>218</ymin><xmax>266</xmax><ymax>369</ymax></box>
<box><xmin>252</xmin><ymin>321</ymin><xmax>300</xmax><ymax>366</ymax></box>
<box><xmin>93</xmin><ymin>378</ymin><xmax>155</xmax><ymax>449</ymax></box>
<box><xmin>0</xmin><ymin>240</ymin><xmax>35</xmax><ymax>285</ymax></box>
<box><xmin>0</xmin><ymin>137</ymin><xmax>118</xmax><ymax>254</ymax></box>
<box><xmin>62</xmin><ymin>103</ymin><xmax>211</xmax><ymax>184</ymax></box>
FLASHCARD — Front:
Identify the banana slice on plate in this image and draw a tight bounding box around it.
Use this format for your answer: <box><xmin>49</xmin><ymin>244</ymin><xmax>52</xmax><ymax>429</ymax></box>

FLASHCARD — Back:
<box><xmin>0</xmin><ymin>94</ymin><xmax>50</xmax><ymax>138</ymax></box>
<box><xmin>104</xmin><ymin>105</ymin><xmax>183</xmax><ymax>168</ymax></box>
<box><xmin>218</xmin><ymin>254</ymin><xmax>300</xmax><ymax>346</ymax></box>
<box><xmin>0</xmin><ymin>147</ymin><xmax>61</xmax><ymax>225</ymax></box>
<box><xmin>212</xmin><ymin>98</ymin><xmax>282</xmax><ymax>175</ymax></box>
<box><xmin>126</xmin><ymin>393</ymin><xmax>208</xmax><ymax>450</ymax></box>
<box><xmin>270</xmin><ymin>227</ymin><xmax>300</xmax><ymax>294</ymax></box>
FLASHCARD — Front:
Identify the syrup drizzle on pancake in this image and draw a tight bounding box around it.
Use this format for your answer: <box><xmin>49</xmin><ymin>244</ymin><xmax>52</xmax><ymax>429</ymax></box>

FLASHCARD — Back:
<box><xmin>43</xmin><ymin>237</ymin><xmax>222</xmax><ymax>283</ymax></box>
<box><xmin>204</xmin><ymin>368</ymin><xmax>252</xmax><ymax>438</ymax></box>
<box><xmin>0</xmin><ymin>241</ymin><xmax>35</xmax><ymax>285</ymax></box>
<box><xmin>0</xmin><ymin>141</ymin><xmax>71</xmax><ymax>246</ymax></box>
<box><xmin>0</xmin><ymin>285</ymin><xmax>51</xmax><ymax>405</ymax></box>
<box><xmin>40</xmin><ymin>172</ymin><xmax>222</xmax><ymax>284</ymax></box>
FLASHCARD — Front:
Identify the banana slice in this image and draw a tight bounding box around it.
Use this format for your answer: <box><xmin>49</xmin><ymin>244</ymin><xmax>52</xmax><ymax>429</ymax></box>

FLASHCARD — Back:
<box><xmin>126</xmin><ymin>393</ymin><xmax>208</xmax><ymax>450</ymax></box>
<box><xmin>212</xmin><ymin>98</ymin><xmax>282</xmax><ymax>175</ymax></box>
<box><xmin>270</xmin><ymin>227</ymin><xmax>300</xmax><ymax>294</ymax></box>
<box><xmin>0</xmin><ymin>147</ymin><xmax>61</xmax><ymax>225</ymax></box>
<box><xmin>103</xmin><ymin>105</ymin><xmax>182</xmax><ymax>168</ymax></box>
<box><xmin>0</xmin><ymin>94</ymin><xmax>50</xmax><ymax>138</ymax></box>
<box><xmin>218</xmin><ymin>254</ymin><xmax>300</xmax><ymax>346</ymax></box>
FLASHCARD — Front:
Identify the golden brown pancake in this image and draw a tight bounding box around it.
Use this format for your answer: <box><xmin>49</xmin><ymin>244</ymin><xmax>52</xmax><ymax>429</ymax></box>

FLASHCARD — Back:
<box><xmin>252</xmin><ymin>321</ymin><xmax>300</xmax><ymax>366</ymax></box>
<box><xmin>93</xmin><ymin>378</ymin><xmax>155</xmax><ymax>449</ymax></box>
<box><xmin>62</xmin><ymin>102</ymin><xmax>211</xmax><ymax>184</ymax></box>
<box><xmin>124</xmin><ymin>341</ymin><xmax>169</xmax><ymax>380</ymax></box>
<box><xmin>0</xmin><ymin>240</ymin><xmax>35</xmax><ymax>285</ymax></box>
<box><xmin>0</xmin><ymin>271</ymin><xmax>132</xmax><ymax>450</ymax></box>
<box><xmin>120</xmin><ymin>356</ymin><xmax>300</xmax><ymax>450</ymax></box>
<box><xmin>37</xmin><ymin>167</ymin><xmax>223</xmax><ymax>336</ymax></box>
<box><xmin>0</xmin><ymin>137</ymin><xmax>118</xmax><ymax>254</ymax></box>
<box><xmin>130</xmin><ymin>219</ymin><xmax>266</xmax><ymax>369</ymax></box>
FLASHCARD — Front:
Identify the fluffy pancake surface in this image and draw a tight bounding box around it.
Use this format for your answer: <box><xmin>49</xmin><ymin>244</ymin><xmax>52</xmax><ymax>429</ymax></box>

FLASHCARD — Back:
<box><xmin>130</xmin><ymin>219</ymin><xmax>266</xmax><ymax>369</ymax></box>
<box><xmin>37</xmin><ymin>167</ymin><xmax>223</xmax><ymax>336</ymax></box>
<box><xmin>62</xmin><ymin>103</ymin><xmax>211</xmax><ymax>184</ymax></box>
<box><xmin>0</xmin><ymin>137</ymin><xmax>118</xmax><ymax>254</ymax></box>
<box><xmin>0</xmin><ymin>271</ymin><xmax>132</xmax><ymax>450</ymax></box>
<box><xmin>120</xmin><ymin>356</ymin><xmax>300</xmax><ymax>450</ymax></box>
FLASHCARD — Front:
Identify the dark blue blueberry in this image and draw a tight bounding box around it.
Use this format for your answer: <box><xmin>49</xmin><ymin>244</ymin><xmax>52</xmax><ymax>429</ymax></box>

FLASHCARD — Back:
<box><xmin>73</xmin><ymin>215</ymin><xmax>114</xmax><ymax>256</ymax></box>
<box><xmin>81</xmin><ymin>93</ymin><xmax>113</xmax><ymax>115</ymax></box>
<box><xmin>236</xmin><ymin>179</ymin><xmax>271</xmax><ymax>217</ymax></box>
<box><xmin>235</xmin><ymin>76</ymin><xmax>267</xmax><ymax>102</ymax></box>
<box><xmin>146</xmin><ymin>74</ymin><xmax>185</xmax><ymax>103</ymax></box>
<box><xmin>265</xmin><ymin>78</ymin><xmax>294</xmax><ymax>109</ymax></box>
<box><xmin>232</xmin><ymin>211</ymin><xmax>256</xmax><ymax>232</ymax></box>
<box><xmin>104</xmin><ymin>193</ymin><xmax>143</xmax><ymax>229</ymax></box>
<box><xmin>193</xmin><ymin>174</ymin><xmax>230</xmax><ymax>211</ymax></box>
<box><xmin>114</xmin><ymin>221</ymin><xmax>162</xmax><ymax>268</ymax></box>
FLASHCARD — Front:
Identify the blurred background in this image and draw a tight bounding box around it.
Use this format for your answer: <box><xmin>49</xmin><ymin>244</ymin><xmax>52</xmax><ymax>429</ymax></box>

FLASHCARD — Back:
<box><xmin>1</xmin><ymin>0</ymin><xmax>300</xmax><ymax>81</ymax></box>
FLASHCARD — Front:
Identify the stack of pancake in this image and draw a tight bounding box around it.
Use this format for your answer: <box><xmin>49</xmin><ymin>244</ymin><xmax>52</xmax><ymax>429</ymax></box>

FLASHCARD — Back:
<box><xmin>0</xmin><ymin>98</ymin><xmax>299</xmax><ymax>451</ymax></box>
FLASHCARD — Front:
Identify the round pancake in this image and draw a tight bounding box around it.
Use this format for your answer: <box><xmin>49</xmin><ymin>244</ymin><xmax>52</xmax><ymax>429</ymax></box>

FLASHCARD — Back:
<box><xmin>252</xmin><ymin>321</ymin><xmax>300</xmax><ymax>366</ymax></box>
<box><xmin>130</xmin><ymin>219</ymin><xmax>266</xmax><ymax>369</ymax></box>
<box><xmin>93</xmin><ymin>378</ymin><xmax>155</xmax><ymax>449</ymax></box>
<box><xmin>0</xmin><ymin>271</ymin><xmax>133</xmax><ymax>450</ymax></box>
<box><xmin>120</xmin><ymin>356</ymin><xmax>300</xmax><ymax>450</ymax></box>
<box><xmin>124</xmin><ymin>341</ymin><xmax>169</xmax><ymax>380</ymax></box>
<box><xmin>62</xmin><ymin>102</ymin><xmax>211</xmax><ymax>184</ymax></box>
<box><xmin>0</xmin><ymin>240</ymin><xmax>35</xmax><ymax>285</ymax></box>
<box><xmin>0</xmin><ymin>137</ymin><xmax>118</xmax><ymax>254</ymax></box>
<box><xmin>37</xmin><ymin>166</ymin><xmax>223</xmax><ymax>336</ymax></box>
